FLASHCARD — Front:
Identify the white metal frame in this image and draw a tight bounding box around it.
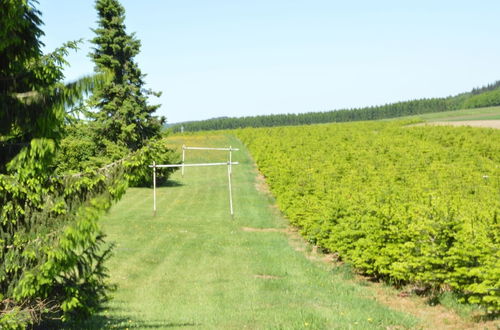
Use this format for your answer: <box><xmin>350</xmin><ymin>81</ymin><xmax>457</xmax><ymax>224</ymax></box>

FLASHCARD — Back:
<box><xmin>150</xmin><ymin>145</ymin><xmax>239</xmax><ymax>217</ymax></box>
<box><xmin>181</xmin><ymin>145</ymin><xmax>239</xmax><ymax>177</ymax></box>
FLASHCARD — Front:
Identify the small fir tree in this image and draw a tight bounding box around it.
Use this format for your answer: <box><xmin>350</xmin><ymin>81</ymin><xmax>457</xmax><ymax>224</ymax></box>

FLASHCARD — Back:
<box><xmin>90</xmin><ymin>0</ymin><xmax>164</xmax><ymax>152</ymax></box>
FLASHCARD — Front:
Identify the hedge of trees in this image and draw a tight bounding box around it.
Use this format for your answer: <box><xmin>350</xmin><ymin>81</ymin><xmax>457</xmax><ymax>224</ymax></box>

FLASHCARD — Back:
<box><xmin>0</xmin><ymin>0</ymin><xmax>176</xmax><ymax>327</ymax></box>
<box><xmin>171</xmin><ymin>83</ymin><xmax>500</xmax><ymax>132</ymax></box>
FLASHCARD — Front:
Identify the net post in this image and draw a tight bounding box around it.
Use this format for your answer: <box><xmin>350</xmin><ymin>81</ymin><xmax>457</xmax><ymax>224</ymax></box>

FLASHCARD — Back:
<box><xmin>181</xmin><ymin>145</ymin><xmax>185</xmax><ymax>177</ymax></box>
<box><xmin>153</xmin><ymin>161</ymin><xmax>156</xmax><ymax>216</ymax></box>
<box><xmin>229</xmin><ymin>145</ymin><xmax>232</xmax><ymax>175</ymax></box>
<box><xmin>228</xmin><ymin>161</ymin><xmax>234</xmax><ymax>218</ymax></box>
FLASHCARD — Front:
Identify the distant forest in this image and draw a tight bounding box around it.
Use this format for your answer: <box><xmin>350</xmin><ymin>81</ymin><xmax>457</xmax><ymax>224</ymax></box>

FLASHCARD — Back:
<box><xmin>170</xmin><ymin>81</ymin><xmax>500</xmax><ymax>132</ymax></box>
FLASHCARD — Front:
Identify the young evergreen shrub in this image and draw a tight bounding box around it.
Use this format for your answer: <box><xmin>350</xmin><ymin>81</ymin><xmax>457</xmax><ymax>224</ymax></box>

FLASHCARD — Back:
<box><xmin>236</xmin><ymin>121</ymin><xmax>500</xmax><ymax>312</ymax></box>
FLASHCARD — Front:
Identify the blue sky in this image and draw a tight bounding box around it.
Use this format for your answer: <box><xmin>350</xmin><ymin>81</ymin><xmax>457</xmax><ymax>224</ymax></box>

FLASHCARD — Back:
<box><xmin>38</xmin><ymin>1</ymin><xmax>500</xmax><ymax>123</ymax></box>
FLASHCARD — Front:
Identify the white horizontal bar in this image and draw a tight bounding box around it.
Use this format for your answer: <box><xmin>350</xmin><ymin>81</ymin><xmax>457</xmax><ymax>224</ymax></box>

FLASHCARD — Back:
<box><xmin>149</xmin><ymin>162</ymin><xmax>239</xmax><ymax>168</ymax></box>
<box><xmin>183</xmin><ymin>146</ymin><xmax>239</xmax><ymax>151</ymax></box>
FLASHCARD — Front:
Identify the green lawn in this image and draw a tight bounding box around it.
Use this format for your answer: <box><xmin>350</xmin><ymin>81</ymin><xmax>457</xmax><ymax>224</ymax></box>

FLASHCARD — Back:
<box><xmin>397</xmin><ymin>105</ymin><xmax>500</xmax><ymax>122</ymax></box>
<box><xmin>70</xmin><ymin>134</ymin><xmax>416</xmax><ymax>329</ymax></box>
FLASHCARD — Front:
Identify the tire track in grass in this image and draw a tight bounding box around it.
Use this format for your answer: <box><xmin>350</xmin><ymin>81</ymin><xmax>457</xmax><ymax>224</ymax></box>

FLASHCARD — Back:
<box><xmin>127</xmin><ymin>167</ymin><xmax>237</xmax><ymax>325</ymax></box>
<box><xmin>103</xmin><ymin>187</ymin><xmax>188</xmax><ymax>304</ymax></box>
<box><xmin>117</xmin><ymin>165</ymin><xmax>233</xmax><ymax>321</ymax></box>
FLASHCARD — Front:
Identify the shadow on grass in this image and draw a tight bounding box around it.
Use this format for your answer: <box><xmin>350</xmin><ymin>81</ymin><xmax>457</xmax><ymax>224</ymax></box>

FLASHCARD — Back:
<box><xmin>37</xmin><ymin>314</ymin><xmax>200</xmax><ymax>329</ymax></box>
<box><xmin>161</xmin><ymin>179</ymin><xmax>184</xmax><ymax>187</ymax></box>
<box><xmin>35</xmin><ymin>305</ymin><xmax>200</xmax><ymax>329</ymax></box>
<box><xmin>133</xmin><ymin>180</ymin><xmax>185</xmax><ymax>189</ymax></box>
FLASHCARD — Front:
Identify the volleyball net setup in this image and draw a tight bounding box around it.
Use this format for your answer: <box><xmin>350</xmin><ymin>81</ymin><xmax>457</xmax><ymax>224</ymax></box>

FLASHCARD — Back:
<box><xmin>149</xmin><ymin>145</ymin><xmax>239</xmax><ymax>217</ymax></box>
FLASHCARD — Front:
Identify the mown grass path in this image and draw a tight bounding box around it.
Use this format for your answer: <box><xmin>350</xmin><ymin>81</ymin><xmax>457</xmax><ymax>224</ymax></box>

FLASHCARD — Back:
<box><xmin>77</xmin><ymin>134</ymin><xmax>416</xmax><ymax>329</ymax></box>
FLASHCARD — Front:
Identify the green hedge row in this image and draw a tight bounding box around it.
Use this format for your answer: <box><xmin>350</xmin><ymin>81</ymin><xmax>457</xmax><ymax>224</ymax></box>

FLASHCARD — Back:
<box><xmin>236</xmin><ymin>121</ymin><xmax>500</xmax><ymax>312</ymax></box>
<box><xmin>0</xmin><ymin>138</ymin><xmax>178</xmax><ymax>327</ymax></box>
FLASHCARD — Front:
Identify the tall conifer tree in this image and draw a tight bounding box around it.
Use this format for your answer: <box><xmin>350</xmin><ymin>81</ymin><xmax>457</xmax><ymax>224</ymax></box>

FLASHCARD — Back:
<box><xmin>1</xmin><ymin>1</ymin><xmax>113</xmax><ymax>324</ymax></box>
<box><xmin>90</xmin><ymin>0</ymin><xmax>164</xmax><ymax>151</ymax></box>
<box><xmin>0</xmin><ymin>0</ymin><xmax>99</xmax><ymax>171</ymax></box>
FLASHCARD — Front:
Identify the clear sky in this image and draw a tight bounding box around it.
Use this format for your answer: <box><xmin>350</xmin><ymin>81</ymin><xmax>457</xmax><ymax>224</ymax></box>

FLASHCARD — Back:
<box><xmin>38</xmin><ymin>0</ymin><xmax>500</xmax><ymax>124</ymax></box>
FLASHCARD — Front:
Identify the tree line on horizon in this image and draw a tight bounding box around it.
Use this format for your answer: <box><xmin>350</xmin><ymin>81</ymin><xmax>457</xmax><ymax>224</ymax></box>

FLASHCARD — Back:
<box><xmin>171</xmin><ymin>81</ymin><xmax>500</xmax><ymax>132</ymax></box>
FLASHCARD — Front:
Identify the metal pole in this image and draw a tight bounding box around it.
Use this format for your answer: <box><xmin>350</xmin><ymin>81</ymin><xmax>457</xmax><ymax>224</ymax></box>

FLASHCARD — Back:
<box><xmin>150</xmin><ymin>162</ymin><xmax>239</xmax><ymax>168</ymax></box>
<box><xmin>182</xmin><ymin>145</ymin><xmax>185</xmax><ymax>177</ymax></box>
<box><xmin>153</xmin><ymin>161</ymin><xmax>156</xmax><ymax>216</ymax></box>
<box><xmin>183</xmin><ymin>146</ymin><xmax>239</xmax><ymax>151</ymax></box>
<box><xmin>229</xmin><ymin>146</ymin><xmax>232</xmax><ymax>175</ymax></box>
<box><xmin>228</xmin><ymin>162</ymin><xmax>234</xmax><ymax>217</ymax></box>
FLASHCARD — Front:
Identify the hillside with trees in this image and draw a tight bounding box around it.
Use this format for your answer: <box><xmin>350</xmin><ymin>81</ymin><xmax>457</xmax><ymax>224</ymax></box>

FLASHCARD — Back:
<box><xmin>171</xmin><ymin>82</ymin><xmax>500</xmax><ymax>132</ymax></box>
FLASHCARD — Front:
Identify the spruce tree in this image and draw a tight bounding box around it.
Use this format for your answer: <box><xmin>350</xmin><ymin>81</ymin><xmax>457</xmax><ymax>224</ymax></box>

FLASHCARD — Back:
<box><xmin>90</xmin><ymin>0</ymin><xmax>164</xmax><ymax>152</ymax></box>
<box><xmin>1</xmin><ymin>1</ymin><xmax>113</xmax><ymax>324</ymax></box>
<box><xmin>0</xmin><ymin>0</ymin><xmax>100</xmax><ymax>171</ymax></box>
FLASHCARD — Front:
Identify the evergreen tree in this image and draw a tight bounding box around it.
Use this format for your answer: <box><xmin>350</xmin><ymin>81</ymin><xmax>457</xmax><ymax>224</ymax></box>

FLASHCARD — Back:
<box><xmin>0</xmin><ymin>0</ymin><xmax>100</xmax><ymax>172</ymax></box>
<box><xmin>1</xmin><ymin>1</ymin><xmax>112</xmax><ymax>325</ymax></box>
<box><xmin>90</xmin><ymin>0</ymin><xmax>164</xmax><ymax>151</ymax></box>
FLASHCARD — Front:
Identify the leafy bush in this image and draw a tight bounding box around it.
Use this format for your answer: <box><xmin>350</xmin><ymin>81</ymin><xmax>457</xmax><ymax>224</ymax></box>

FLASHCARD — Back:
<box><xmin>54</xmin><ymin>123</ymin><xmax>179</xmax><ymax>186</ymax></box>
<box><xmin>125</xmin><ymin>138</ymin><xmax>180</xmax><ymax>187</ymax></box>
<box><xmin>53</xmin><ymin>122</ymin><xmax>130</xmax><ymax>174</ymax></box>
<box><xmin>0</xmin><ymin>140</ymin><xmax>127</xmax><ymax>326</ymax></box>
<box><xmin>0</xmin><ymin>138</ymin><xmax>178</xmax><ymax>326</ymax></box>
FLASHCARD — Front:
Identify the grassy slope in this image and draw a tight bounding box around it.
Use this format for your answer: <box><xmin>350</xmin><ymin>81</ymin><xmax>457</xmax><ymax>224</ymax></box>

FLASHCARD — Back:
<box><xmin>398</xmin><ymin>105</ymin><xmax>500</xmax><ymax>121</ymax></box>
<box><xmin>71</xmin><ymin>134</ymin><xmax>416</xmax><ymax>329</ymax></box>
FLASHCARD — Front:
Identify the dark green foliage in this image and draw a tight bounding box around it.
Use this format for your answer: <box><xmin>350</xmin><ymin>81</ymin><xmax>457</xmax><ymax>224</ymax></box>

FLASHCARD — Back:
<box><xmin>53</xmin><ymin>121</ymin><xmax>179</xmax><ymax>187</ymax></box>
<box><xmin>0</xmin><ymin>0</ymin><xmax>44</xmax><ymax>148</ymax></box>
<box><xmin>0</xmin><ymin>0</ymin><xmax>92</xmax><ymax>171</ymax></box>
<box><xmin>125</xmin><ymin>138</ymin><xmax>180</xmax><ymax>187</ymax></box>
<box><xmin>1</xmin><ymin>158</ymin><xmax>127</xmax><ymax>322</ymax></box>
<box><xmin>89</xmin><ymin>0</ymin><xmax>164</xmax><ymax>151</ymax></box>
<box><xmin>0</xmin><ymin>146</ymin><xmax>131</xmax><ymax>325</ymax></box>
<box><xmin>1</xmin><ymin>139</ymin><xmax>173</xmax><ymax>327</ymax></box>
<box><xmin>1</xmin><ymin>0</ymin><xmax>126</xmax><ymax>326</ymax></box>
<box><xmin>54</xmin><ymin>121</ymin><xmax>129</xmax><ymax>174</ymax></box>
<box><xmin>0</xmin><ymin>0</ymin><xmax>175</xmax><ymax>326</ymax></box>
<box><xmin>172</xmin><ymin>82</ymin><xmax>500</xmax><ymax>132</ymax></box>
<box><xmin>52</xmin><ymin>0</ymin><xmax>178</xmax><ymax>185</ymax></box>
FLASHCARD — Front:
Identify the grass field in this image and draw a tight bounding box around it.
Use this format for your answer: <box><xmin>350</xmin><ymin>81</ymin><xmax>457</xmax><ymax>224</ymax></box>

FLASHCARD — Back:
<box><xmin>399</xmin><ymin>105</ymin><xmax>500</xmax><ymax>122</ymax></box>
<box><xmin>67</xmin><ymin>134</ymin><xmax>418</xmax><ymax>329</ymax></box>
